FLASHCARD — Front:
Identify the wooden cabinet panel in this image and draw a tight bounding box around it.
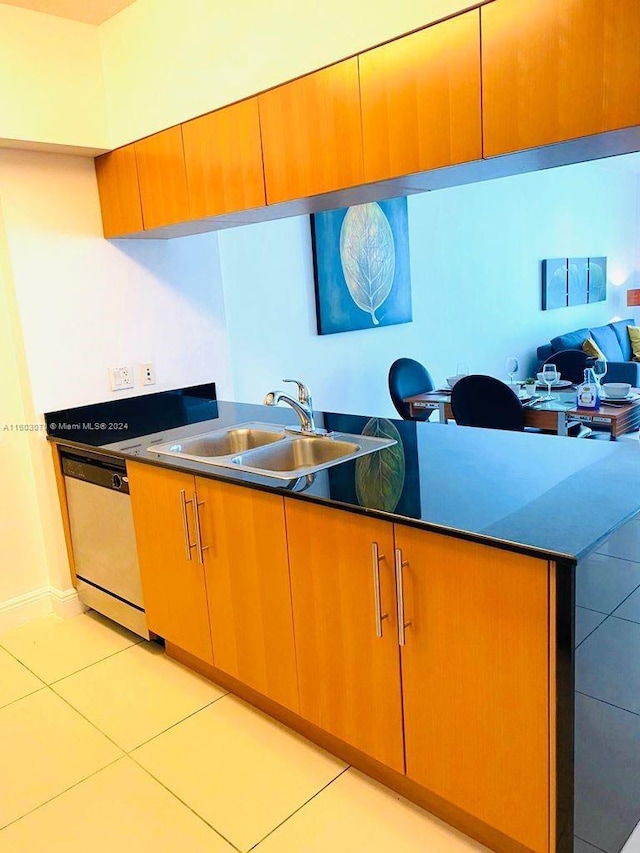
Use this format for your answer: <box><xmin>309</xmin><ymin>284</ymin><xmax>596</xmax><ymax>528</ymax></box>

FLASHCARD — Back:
<box><xmin>127</xmin><ymin>462</ymin><xmax>213</xmax><ymax>664</ymax></box>
<box><xmin>396</xmin><ymin>525</ymin><xmax>551</xmax><ymax>853</ymax></box>
<box><xmin>196</xmin><ymin>478</ymin><xmax>298</xmax><ymax>711</ymax></box>
<box><xmin>94</xmin><ymin>145</ymin><xmax>143</xmax><ymax>238</ymax></box>
<box><xmin>360</xmin><ymin>11</ymin><xmax>481</xmax><ymax>182</ymax></box>
<box><xmin>482</xmin><ymin>0</ymin><xmax>640</xmax><ymax>157</ymax></box>
<box><xmin>134</xmin><ymin>126</ymin><xmax>190</xmax><ymax>229</ymax></box>
<box><xmin>259</xmin><ymin>59</ymin><xmax>364</xmax><ymax>204</ymax></box>
<box><xmin>285</xmin><ymin>499</ymin><xmax>404</xmax><ymax>771</ymax></box>
<box><xmin>182</xmin><ymin>98</ymin><xmax>266</xmax><ymax>218</ymax></box>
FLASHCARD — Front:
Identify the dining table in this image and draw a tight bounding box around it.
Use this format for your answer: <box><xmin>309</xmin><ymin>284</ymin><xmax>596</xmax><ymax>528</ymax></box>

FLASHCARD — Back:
<box><xmin>403</xmin><ymin>385</ymin><xmax>640</xmax><ymax>440</ymax></box>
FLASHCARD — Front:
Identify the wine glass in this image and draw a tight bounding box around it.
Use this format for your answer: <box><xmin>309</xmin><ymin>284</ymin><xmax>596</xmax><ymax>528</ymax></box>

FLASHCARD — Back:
<box><xmin>593</xmin><ymin>357</ymin><xmax>607</xmax><ymax>387</ymax></box>
<box><xmin>505</xmin><ymin>356</ymin><xmax>519</xmax><ymax>385</ymax></box>
<box><xmin>541</xmin><ymin>364</ymin><xmax>558</xmax><ymax>401</ymax></box>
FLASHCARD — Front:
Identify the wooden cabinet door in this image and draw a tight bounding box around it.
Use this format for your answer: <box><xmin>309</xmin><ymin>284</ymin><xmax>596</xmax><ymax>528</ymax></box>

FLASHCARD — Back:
<box><xmin>359</xmin><ymin>11</ymin><xmax>481</xmax><ymax>183</ymax></box>
<box><xmin>127</xmin><ymin>462</ymin><xmax>213</xmax><ymax>664</ymax></box>
<box><xmin>482</xmin><ymin>0</ymin><xmax>640</xmax><ymax>157</ymax></box>
<box><xmin>196</xmin><ymin>478</ymin><xmax>298</xmax><ymax>711</ymax></box>
<box><xmin>395</xmin><ymin>525</ymin><xmax>551</xmax><ymax>853</ymax></box>
<box><xmin>134</xmin><ymin>126</ymin><xmax>190</xmax><ymax>229</ymax></box>
<box><xmin>182</xmin><ymin>98</ymin><xmax>266</xmax><ymax>218</ymax></box>
<box><xmin>94</xmin><ymin>145</ymin><xmax>143</xmax><ymax>238</ymax></box>
<box><xmin>285</xmin><ymin>499</ymin><xmax>403</xmax><ymax>771</ymax></box>
<box><xmin>259</xmin><ymin>59</ymin><xmax>364</xmax><ymax>204</ymax></box>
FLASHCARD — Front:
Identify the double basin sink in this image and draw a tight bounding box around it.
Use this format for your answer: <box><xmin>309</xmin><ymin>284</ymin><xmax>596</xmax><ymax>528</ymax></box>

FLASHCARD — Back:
<box><xmin>148</xmin><ymin>421</ymin><xmax>395</xmax><ymax>480</ymax></box>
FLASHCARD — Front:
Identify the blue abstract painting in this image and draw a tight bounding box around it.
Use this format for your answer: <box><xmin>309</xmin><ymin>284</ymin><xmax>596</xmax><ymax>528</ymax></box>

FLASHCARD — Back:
<box><xmin>311</xmin><ymin>197</ymin><xmax>412</xmax><ymax>335</ymax></box>
<box><xmin>542</xmin><ymin>255</ymin><xmax>607</xmax><ymax>309</ymax></box>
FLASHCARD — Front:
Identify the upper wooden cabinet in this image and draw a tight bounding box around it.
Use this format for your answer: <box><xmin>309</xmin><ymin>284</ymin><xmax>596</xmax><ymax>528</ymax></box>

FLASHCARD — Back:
<box><xmin>127</xmin><ymin>462</ymin><xmax>214</xmax><ymax>664</ymax></box>
<box><xmin>482</xmin><ymin>0</ymin><xmax>640</xmax><ymax>157</ymax></box>
<box><xmin>182</xmin><ymin>98</ymin><xmax>266</xmax><ymax>218</ymax></box>
<box><xmin>134</xmin><ymin>126</ymin><xmax>190</xmax><ymax>229</ymax></box>
<box><xmin>196</xmin><ymin>478</ymin><xmax>298</xmax><ymax>712</ymax></box>
<box><xmin>94</xmin><ymin>144</ymin><xmax>143</xmax><ymax>238</ymax></box>
<box><xmin>95</xmin><ymin>4</ymin><xmax>640</xmax><ymax>236</ymax></box>
<box><xmin>396</xmin><ymin>525</ymin><xmax>552</xmax><ymax>853</ymax></box>
<box><xmin>258</xmin><ymin>59</ymin><xmax>364</xmax><ymax>204</ymax></box>
<box><xmin>359</xmin><ymin>10</ymin><xmax>482</xmax><ymax>182</ymax></box>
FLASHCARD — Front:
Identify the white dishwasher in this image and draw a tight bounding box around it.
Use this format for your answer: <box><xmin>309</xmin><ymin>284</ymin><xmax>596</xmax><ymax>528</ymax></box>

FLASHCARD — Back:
<box><xmin>62</xmin><ymin>449</ymin><xmax>150</xmax><ymax>639</ymax></box>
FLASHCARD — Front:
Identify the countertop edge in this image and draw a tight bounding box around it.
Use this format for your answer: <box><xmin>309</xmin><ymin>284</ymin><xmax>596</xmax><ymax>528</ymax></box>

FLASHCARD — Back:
<box><xmin>48</xmin><ymin>433</ymin><xmax>577</xmax><ymax>566</ymax></box>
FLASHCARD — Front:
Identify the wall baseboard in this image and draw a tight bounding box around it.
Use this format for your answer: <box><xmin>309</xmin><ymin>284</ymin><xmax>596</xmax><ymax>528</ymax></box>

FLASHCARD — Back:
<box><xmin>49</xmin><ymin>586</ymin><xmax>87</xmax><ymax>620</ymax></box>
<box><xmin>0</xmin><ymin>586</ymin><xmax>86</xmax><ymax>633</ymax></box>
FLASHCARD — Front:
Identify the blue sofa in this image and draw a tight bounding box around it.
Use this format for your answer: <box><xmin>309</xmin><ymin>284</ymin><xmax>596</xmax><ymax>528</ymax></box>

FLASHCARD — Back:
<box><xmin>537</xmin><ymin>317</ymin><xmax>640</xmax><ymax>386</ymax></box>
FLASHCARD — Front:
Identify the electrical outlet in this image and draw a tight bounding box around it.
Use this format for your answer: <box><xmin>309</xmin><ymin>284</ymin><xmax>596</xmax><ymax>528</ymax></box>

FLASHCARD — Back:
<box><xmin>121</xmin><ymin>366</ymin><xmax>134</xmax><ymax>388</ymax></box>
<box><xmin>108</xmin><ymin>365</ymin><xmax>135</xmax><ymax>391</ymax></box>
<box><xmin>140</xmin><ymin>362</ymin><xmax>156</xmax><ymax>386</ymax></box>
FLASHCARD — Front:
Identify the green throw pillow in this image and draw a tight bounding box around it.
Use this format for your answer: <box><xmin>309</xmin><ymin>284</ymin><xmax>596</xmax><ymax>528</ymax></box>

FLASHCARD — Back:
<box><xmin>628</xmin><ymin>326</ymin><xmax>640</xmax><ymax>361</ymax></box>
<box><xmin>582</xmin><ymin>337</ymin><xmax>606</xmax><ymax>360</ymax></box>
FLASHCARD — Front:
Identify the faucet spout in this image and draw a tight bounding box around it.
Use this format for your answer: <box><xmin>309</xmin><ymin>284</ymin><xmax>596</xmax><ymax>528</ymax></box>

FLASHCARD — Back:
<box><xmin>263</xmin><ymin>389</ymin><xmax>316</xmax><ymax>433</ymax></box>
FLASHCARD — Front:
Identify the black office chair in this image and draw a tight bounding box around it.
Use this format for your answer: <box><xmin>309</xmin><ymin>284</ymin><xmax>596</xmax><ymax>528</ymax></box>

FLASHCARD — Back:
<box><xmin>451</xmin><ymin>375</ymin><xmax>526</xmax><ymax>431</ymax></box>
<box><xmin>388</xmin><ymin>358</ymin><xmax>435</xmax><ymax>420</ymax></box>
<box><xmin>542</xmin><ymin>348</ymin><xmax>593</xmax><ymax>384</ymax></box>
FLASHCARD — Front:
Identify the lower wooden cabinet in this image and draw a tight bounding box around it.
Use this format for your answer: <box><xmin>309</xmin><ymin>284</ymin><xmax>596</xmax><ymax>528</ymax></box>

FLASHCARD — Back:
<box><xmin>128</xmin><ymin>463</ymin><xmax>298</xmax><ymax>710</ymax></box>
<box><xmin>127</xmin><ymin>462</ymin><xmax>214</xmax><ymax>664</ymax></box>
<box><xmin>126</xmin><ymin>463</ymin><xmax>554</xmax><ymax>852</ymax></box>
<box><xmin>285</xmin><ymin>499</ymin><xmax>405</xmax><ymax>772</ymax></box>
<box><xmin>195</xmin><ymin>478</ymin><xmax>299</xmax><ymax>711</ymax></box>
<box><xmin>395</xmin><ymin>525</ymin><xmax>551</xmax><ymax>853</ymax></box>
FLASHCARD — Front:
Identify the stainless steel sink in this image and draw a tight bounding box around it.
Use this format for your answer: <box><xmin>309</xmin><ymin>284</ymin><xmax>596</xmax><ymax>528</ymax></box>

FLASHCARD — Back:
<box><xmin>231</xmin><ymin>437</ymin><xmax>360</xmax><ymax>474</ymax></box>
<box><xmin>154</xmin><ymin>426</ymin><xmax>285</xmax><ymax>458</ymax></box>
<box><xmin>148</xmin><ymin>421</ymin><xmax>396</xmax><ymax>479</ymax></box>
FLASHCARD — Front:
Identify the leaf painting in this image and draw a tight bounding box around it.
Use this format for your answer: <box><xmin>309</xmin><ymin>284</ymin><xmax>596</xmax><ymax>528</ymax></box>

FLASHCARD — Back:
<box><xmin>355</xmin><ymin>418</ymin><xmax>405</xmax><ymax>512</ymax></box>
<box><xmin>311</xmin><ymin>197</ymin><xmax>412</xmax><ymax>335</ymax></box>
<box><xmin>339</xmin><ymin>202</ymin><xmax>395</xmax><ymax>325</ymax></box>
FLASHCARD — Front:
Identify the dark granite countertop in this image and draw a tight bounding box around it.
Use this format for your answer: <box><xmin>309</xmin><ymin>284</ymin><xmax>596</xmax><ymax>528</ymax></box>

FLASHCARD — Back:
<box><xmin>46</xmin><ymin>385</ymin><xmax>640</xmax><ymax>564</ymax></box>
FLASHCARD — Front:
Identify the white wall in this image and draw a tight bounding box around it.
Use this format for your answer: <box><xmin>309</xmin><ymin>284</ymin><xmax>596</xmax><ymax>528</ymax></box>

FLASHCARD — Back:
<box><xmin>99</xmin><ymin>0</ymin><xmax>480</xmax><ymax>148</ymax></box>
<box><xmin>0</xmin><ymin>148</ymin><xmax>234</xmax><ymax>609</ymax></box>
<box><xmin>0</xmin><ymin>149</ymin><xmax>233</xmax><ymax>414</ymax></box>
<box><xmin>0</xmin><ymin>5</ymin><xmax>107</xmax><ymax>150</ymax></box>
<box><xmin>219</xmin><ymin>158</ymin><xmax>640</xmax><ymax>419</ymax></box>
<box><xmin>0</xmin><ymin>203</ymin><xmax>49</xmax><ymax>603</ymax></box>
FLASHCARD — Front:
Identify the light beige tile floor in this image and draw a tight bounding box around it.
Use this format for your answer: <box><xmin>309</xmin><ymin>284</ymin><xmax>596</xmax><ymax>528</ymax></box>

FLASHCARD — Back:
<box><xmin>0</xmin><ymin>611</ymin><xmax>140</xmax><ymax>683</ymax></box>
<box><xmin>256</xmin><ymin>769</ymin><xmax>488</xmax><ymax>853</ymax></box>
<box><xmin>0</xmin><ymin>612</ymin><xmax>491</xmax><ymax>853</ymax></box>
<box><xmin>53</xmin><ymin>641</ymin><xmax>226</xmax><ymax>750</ymax></box>
<box><xmin>0</xmin><ymin>646</ymin><xmax>43</xmax><ymax>709</ymax></box>
<box><xmin>0</xmin><ymin>689</ymin><xmax>121</xmax><ymax>828</ymax></box>
<box><xmin>133</xmin><ymin>694</ymin><xmax>347</xmax><ymax>851</ymax></box>
<box><xmin>0</xmin><ymin>758</ymin><xmax>235</xmax><ymax>853</ymax></box>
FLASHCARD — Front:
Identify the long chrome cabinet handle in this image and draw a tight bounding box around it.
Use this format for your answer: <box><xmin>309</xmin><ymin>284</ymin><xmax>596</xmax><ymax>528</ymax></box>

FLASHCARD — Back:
<box><xmin>395</xmin><ymin>548</ymin><xmax>412</xmax><ymax>646</ymax></box>
<box><xmin>193</xmin><ymin>492</ymin><xmax>209</xmax><ymax>565</ymax></box>
<box><xmin>372</xmin><ymin>542</ymin><xmax>388</xmax><ymax>638</ymax></box>
<box><xmin>180</xmin><ymin>489</ymin><xmax>194</xmax><ymax>561</ymax></box>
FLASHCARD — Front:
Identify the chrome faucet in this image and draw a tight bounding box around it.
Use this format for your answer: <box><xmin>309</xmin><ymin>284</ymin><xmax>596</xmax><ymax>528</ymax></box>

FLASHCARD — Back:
<box><xmin>264</xmin><ymin>379</ymin><xmax>316</xmax><ymax>433</ymax></box>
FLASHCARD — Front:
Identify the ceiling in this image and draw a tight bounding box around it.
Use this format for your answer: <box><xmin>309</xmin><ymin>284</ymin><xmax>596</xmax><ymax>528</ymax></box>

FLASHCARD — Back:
<box><xmin>0</xmin><ymin>0</ymin><xmax>137</xmax><ymax>24</ymax></box>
